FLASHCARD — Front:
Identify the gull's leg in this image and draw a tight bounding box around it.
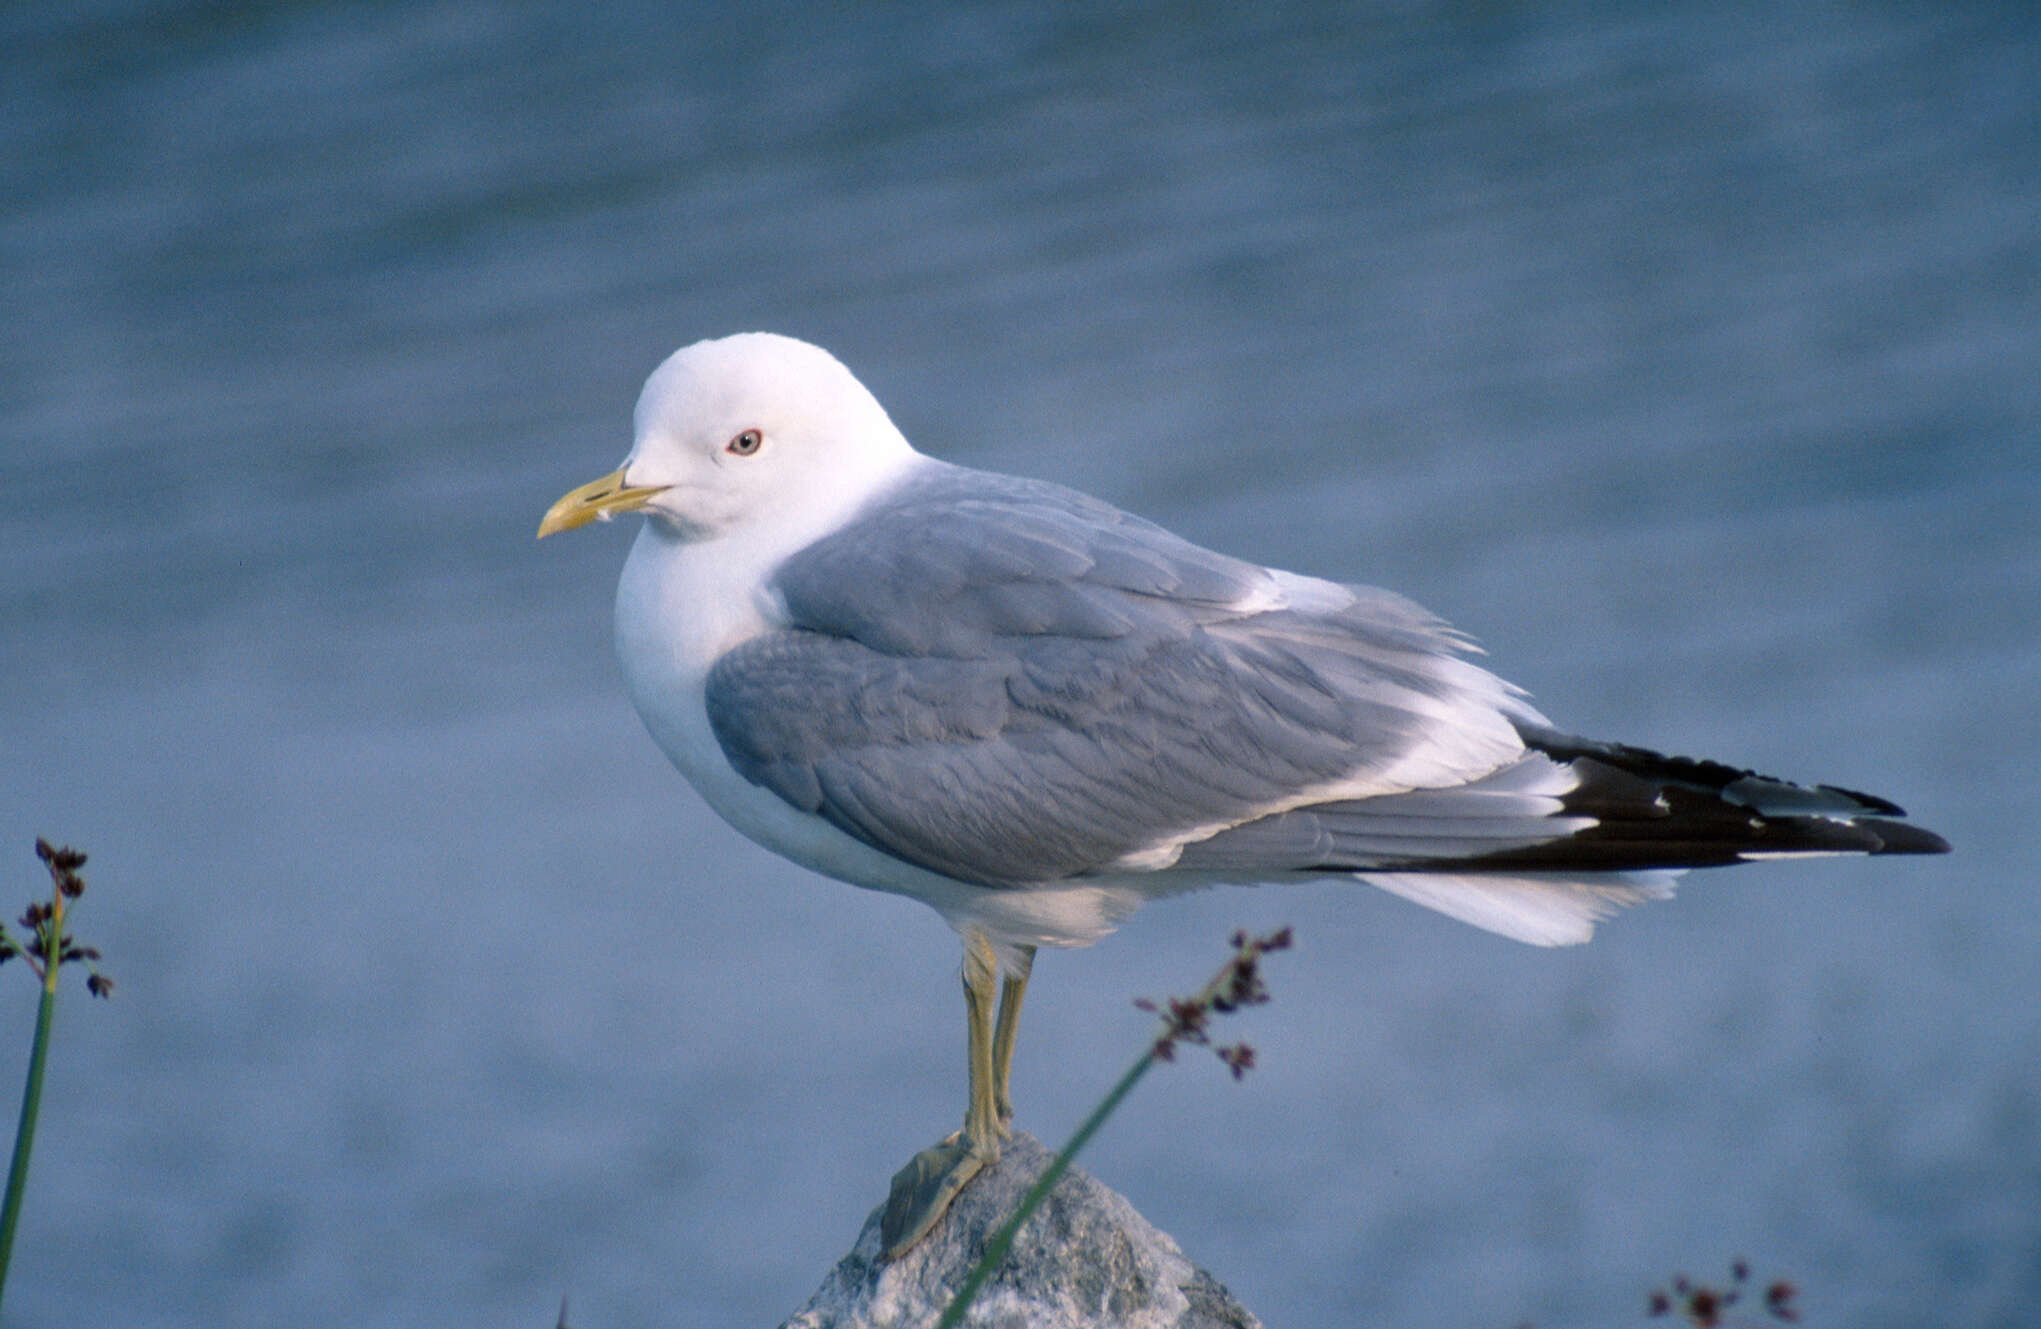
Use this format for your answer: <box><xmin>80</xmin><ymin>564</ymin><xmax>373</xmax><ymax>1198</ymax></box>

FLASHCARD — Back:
<box><xmin>990</xmin><ymin>944</ymin><xmax>1035</xmax><ymax>1136</ymax></box>
<box><xmin>880</xmin><ymin>930</ymin><xmax>1002</xmax><ymax>1258</ymax></box>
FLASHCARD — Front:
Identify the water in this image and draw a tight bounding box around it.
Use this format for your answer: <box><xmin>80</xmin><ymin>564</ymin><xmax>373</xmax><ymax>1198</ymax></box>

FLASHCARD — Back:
<box><xmin>3</xmin><ymin>3</ymin><xmax>2036</xmax><ymax>1326</ymax></box>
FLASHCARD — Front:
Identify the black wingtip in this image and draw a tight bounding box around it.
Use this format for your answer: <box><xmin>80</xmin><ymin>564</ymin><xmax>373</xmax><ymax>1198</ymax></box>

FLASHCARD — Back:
<box><xmin>1504</xmin><ymin>724</ymin><xmax>1952</xmax><ymax>868</ymax></box>
<box><xmin>1863</xmin><ymin>819</ymin><xmax>1951</xmax><ymax>856</ymax></box>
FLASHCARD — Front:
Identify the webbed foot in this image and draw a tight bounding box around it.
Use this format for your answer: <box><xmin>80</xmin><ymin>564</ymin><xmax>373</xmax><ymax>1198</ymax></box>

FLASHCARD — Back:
<box><xmin>879</xmin><ymin>1131</ymin><xmax>1000</xmax><ymax>1259</ymax></box>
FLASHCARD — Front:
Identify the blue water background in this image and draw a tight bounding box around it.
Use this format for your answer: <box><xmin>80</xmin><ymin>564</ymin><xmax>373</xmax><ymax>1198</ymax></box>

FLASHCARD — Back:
<box><xmin>3</xmin><ymin>4</ymin><xmax>2036</xmax><ymax>1326</ymax></box>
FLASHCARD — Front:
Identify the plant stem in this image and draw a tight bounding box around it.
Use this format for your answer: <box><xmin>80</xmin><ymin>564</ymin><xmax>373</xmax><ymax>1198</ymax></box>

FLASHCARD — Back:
<box><xmin>0</xmin><ymin>964</ymin><xmax>57</xmax><ymax>1312</ymax></box>
<box><xmin>933</xmin><ymin>1049</ymin><xmax>1158</xmax><ymax>1329</ymax></box>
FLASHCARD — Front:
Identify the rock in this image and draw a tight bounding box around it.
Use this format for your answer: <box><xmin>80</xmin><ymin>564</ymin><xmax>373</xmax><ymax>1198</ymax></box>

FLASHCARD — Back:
<box><xmin>777</xmin><ymin>1133</ymin><xmax>1260</xmax><ymax>1329</ymax></box>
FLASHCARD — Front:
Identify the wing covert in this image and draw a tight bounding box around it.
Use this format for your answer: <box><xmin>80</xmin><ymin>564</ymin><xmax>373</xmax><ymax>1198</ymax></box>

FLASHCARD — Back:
<box><xmin>705</xmin><ymin>463</ymin><xmax>1531</xmax><ymax>887</ymax></box>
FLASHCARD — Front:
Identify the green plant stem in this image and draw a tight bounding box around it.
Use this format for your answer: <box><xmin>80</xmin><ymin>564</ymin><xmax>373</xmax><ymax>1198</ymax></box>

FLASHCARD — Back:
<box><xmin>933</xmin><ymin>1048</ymin><xmax>1158</xmax><ymax>1329</ymax></box>
<box><xmin>0</xmin><ymin>965</ymin><xmax>57</xmax><ymax>1312</ymax></box>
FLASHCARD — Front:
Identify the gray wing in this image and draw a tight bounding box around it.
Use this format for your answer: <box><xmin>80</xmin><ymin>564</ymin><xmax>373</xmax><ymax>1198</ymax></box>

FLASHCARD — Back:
<box><xmin>704</xmin><ymin>463</ymin><xmax>1534</xmax><ymax>888</ymax></box>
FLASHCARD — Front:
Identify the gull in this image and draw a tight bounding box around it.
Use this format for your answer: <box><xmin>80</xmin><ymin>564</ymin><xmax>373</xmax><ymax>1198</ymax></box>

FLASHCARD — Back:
<box><xmin>538</xmin><ymin>332</ymin><xmax>1948</xmax><ymax>1256</ymax></box>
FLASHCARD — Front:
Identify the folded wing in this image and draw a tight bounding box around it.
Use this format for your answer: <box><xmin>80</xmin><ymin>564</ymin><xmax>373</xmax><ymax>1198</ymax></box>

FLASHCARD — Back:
<box><xmin>706</xmin><ymin>462</ymin><xmax>1946</xmax><ymax>945</ymax></box>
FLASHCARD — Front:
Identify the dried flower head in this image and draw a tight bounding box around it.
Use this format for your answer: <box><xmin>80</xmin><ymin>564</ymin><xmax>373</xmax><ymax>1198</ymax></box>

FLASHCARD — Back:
<box><xmin>7</xmin><ymin>838</ymin><xmax>113</xmax><ymax>997</ymax></box>
<box><xmin>1135</xmin><ymin>927</ymin><xmax>1291</xmax><ymax>1076</ymax></box>
<box><xmin>1649</xmin><ymin>1259</ymin><xmax>1797</xmax><ymax>1327</ymax></box>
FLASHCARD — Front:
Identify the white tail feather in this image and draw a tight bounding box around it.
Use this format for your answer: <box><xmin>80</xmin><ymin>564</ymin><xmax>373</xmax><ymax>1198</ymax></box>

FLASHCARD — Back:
<box><xmin>1358</xmin><ymin>871</ymin><xmax>1681</xmax><ymax>947</ymax></box>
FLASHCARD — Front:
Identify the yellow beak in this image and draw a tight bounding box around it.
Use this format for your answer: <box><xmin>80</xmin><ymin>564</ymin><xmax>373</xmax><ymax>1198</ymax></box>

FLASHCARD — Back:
<box><xmin>537</xmin><ymin>467</ymin><xmax>669</xmax><ymax>538</ymax></box>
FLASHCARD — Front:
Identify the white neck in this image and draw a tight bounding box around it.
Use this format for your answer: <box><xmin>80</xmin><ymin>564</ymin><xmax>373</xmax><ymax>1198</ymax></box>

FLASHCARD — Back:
<box><xmin>611</xmin><ymin>449</ymin><xmax>928</xmax><ymax>770</ymax></box>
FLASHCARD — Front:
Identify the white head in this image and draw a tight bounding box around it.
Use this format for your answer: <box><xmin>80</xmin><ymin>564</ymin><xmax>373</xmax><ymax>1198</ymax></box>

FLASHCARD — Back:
<box><xmin>538</xmin><ymin>332</ymin><xmax>920</xmax><ymax>543</ymax></box>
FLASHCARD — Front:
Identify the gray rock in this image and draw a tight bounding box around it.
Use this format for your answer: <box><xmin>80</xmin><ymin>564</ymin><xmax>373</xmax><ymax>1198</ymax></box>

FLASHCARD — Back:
<box><xmin>777</xmin><ymin>1133</ymin><xmax>1260</xmax><ymax>1329</ymax></box>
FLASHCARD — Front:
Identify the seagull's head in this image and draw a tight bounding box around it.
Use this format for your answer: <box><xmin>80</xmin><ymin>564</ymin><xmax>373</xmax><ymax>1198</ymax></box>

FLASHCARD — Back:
<box><xmin>538</xmin><ymin>332</ymin><xmax>918</xmax><ymax>543</ymax></box>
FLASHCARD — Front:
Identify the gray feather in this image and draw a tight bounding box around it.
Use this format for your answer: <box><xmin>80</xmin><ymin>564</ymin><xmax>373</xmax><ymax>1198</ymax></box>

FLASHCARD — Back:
<box><xmin>706</xmin><ymin>462</ymin><xmax>1501</xmax><ymax>887</ymax></box>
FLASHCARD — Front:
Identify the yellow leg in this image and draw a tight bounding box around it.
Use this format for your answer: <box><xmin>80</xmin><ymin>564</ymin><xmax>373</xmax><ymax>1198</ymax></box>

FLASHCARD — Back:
<box><xmin>959</xmin><ymin>929</ymin><xmax>1001</xmax><ymax>1150</ymax></box>
<box><xmin>990</xmin><ymin>944</ymin><xmax>1035</xmax><ymax>1134</ymax></box>
<box><xmin>880</xmin><ymin>930</ymin><xmax>1006</xmax><ymax>1258</ymax></box>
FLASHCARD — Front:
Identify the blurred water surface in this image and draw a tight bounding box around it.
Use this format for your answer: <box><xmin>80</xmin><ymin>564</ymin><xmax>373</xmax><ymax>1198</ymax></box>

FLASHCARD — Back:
<box><xmin>2</xmin><ymin>4</ymin><xmax>2036</xmax><ymax>1327</ymax></box>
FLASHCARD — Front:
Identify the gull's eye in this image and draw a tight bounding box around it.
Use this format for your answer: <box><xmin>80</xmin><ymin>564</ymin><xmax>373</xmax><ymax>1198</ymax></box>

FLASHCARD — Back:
<box><xmin>726</xmin><ymin>429</ymin><xmax>763</xmax><ymax>456</ymax></box>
